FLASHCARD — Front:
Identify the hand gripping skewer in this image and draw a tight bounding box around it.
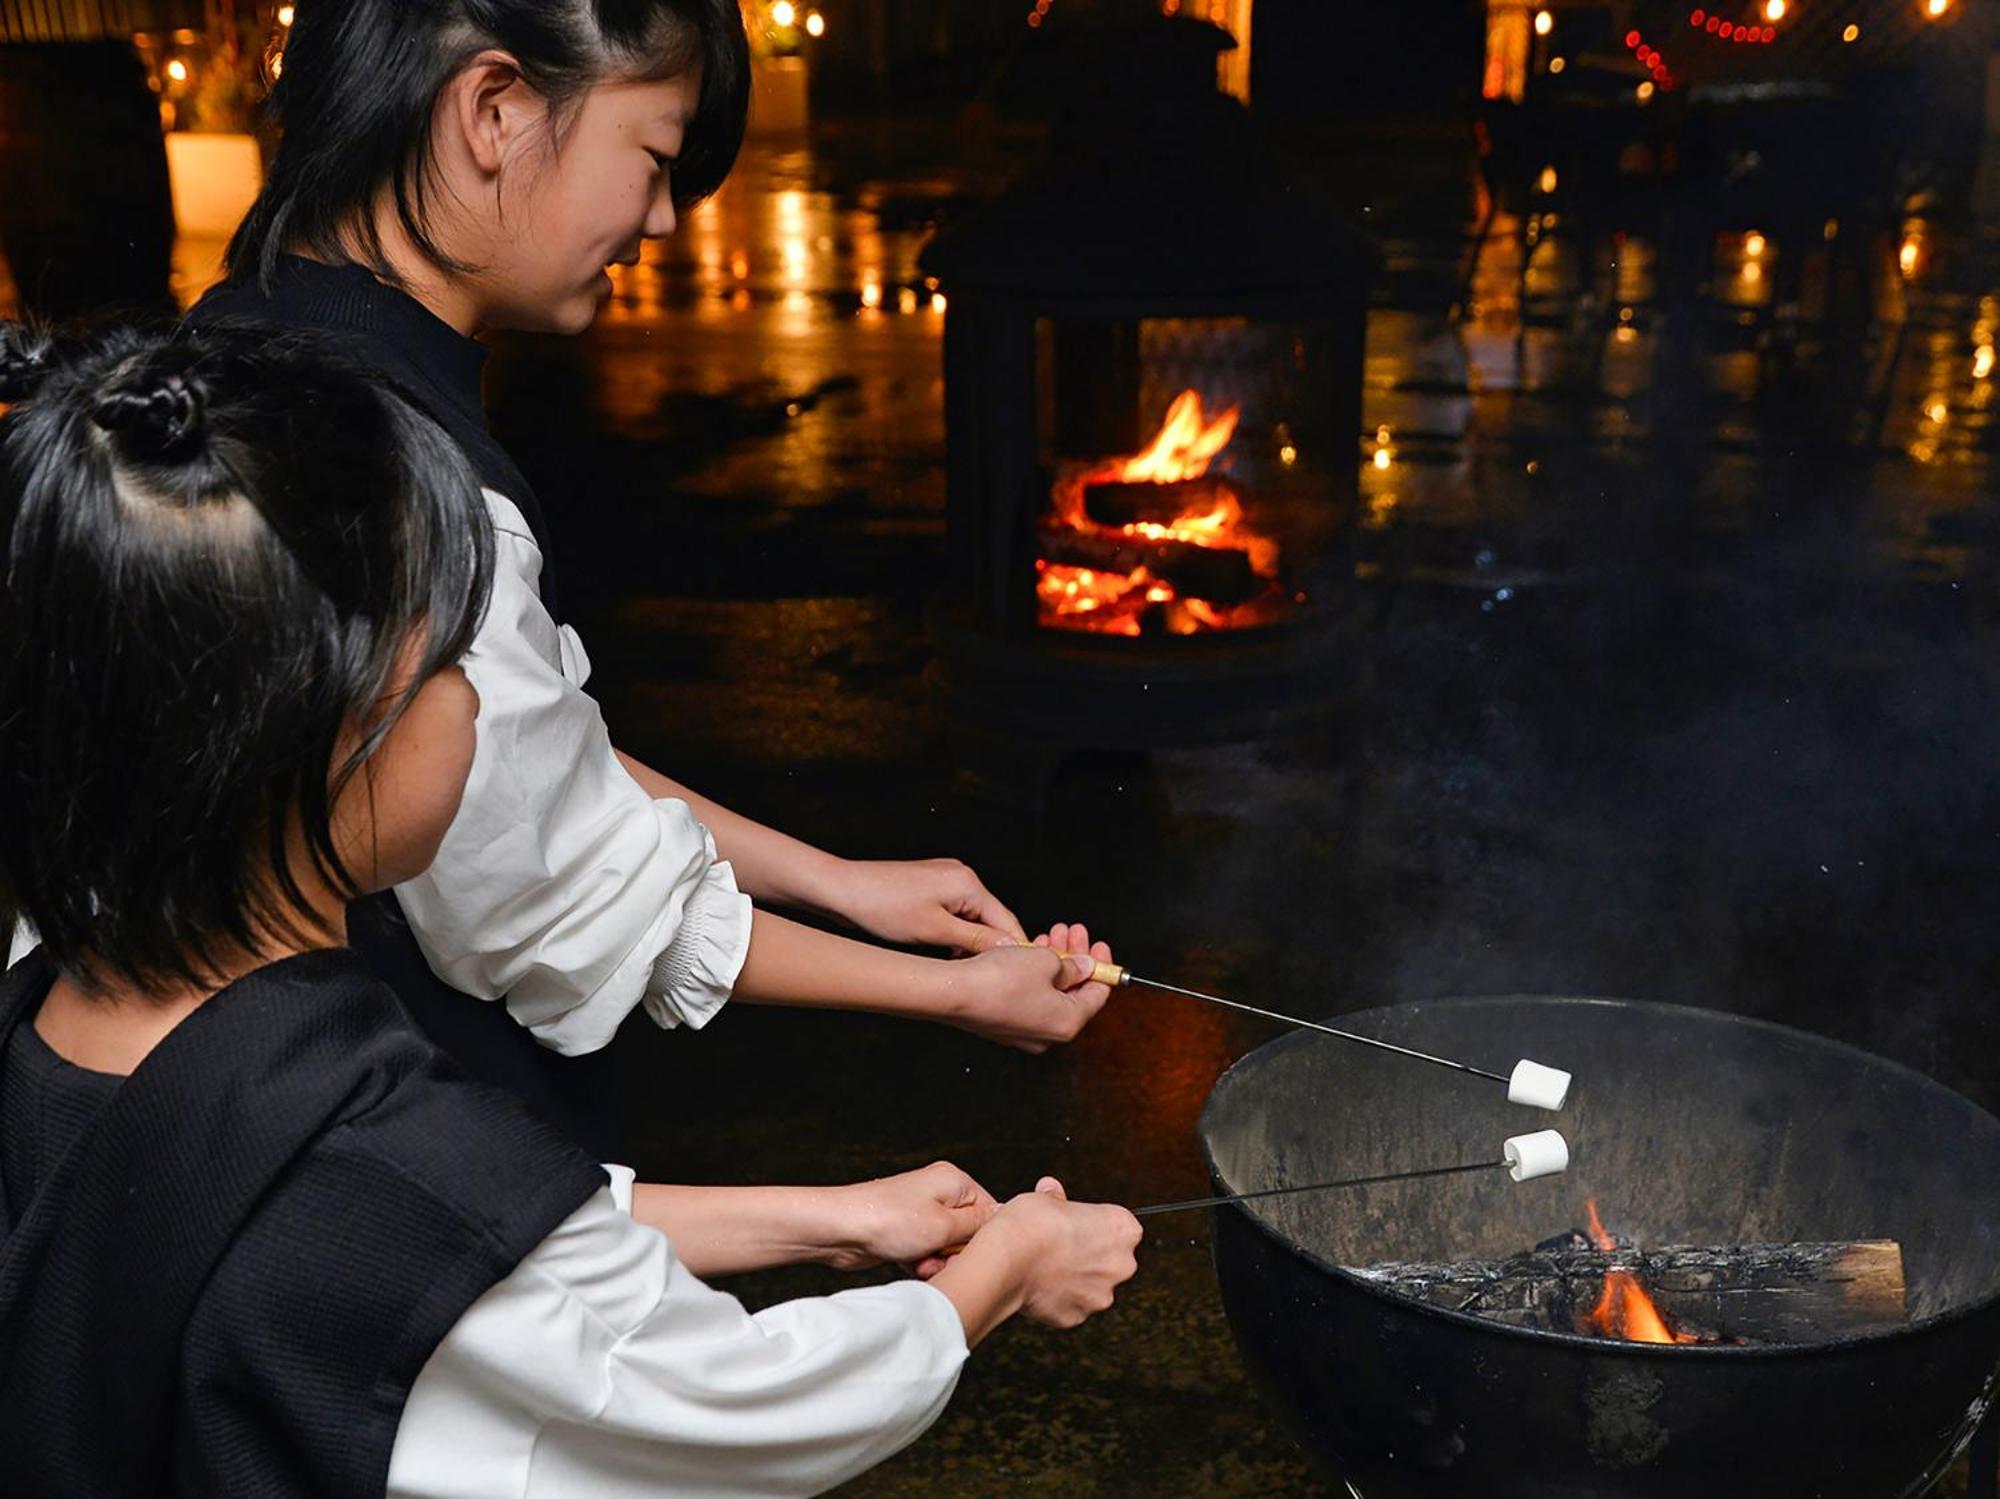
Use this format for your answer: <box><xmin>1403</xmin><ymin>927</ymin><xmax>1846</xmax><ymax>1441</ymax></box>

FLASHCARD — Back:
<box><xmin>1059</xmin><ymin>955</ymin><xmax>1574</xmax><ymax>1111</ymax></box>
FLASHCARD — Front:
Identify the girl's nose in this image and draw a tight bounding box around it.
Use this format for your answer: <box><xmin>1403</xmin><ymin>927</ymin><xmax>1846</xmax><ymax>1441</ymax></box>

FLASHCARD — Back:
<box><xmin>644</xmin><ymin>189</ymin><xmax>679</xmax><ymax>241</ymax></box>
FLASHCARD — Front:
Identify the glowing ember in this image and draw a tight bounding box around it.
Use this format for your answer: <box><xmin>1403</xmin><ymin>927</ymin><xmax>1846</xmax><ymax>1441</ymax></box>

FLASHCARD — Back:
<box><xmin>1038</xmin><ymin>390</ymin><xmax>1288</xmax><ymax>637</ymax></box>
<box><xmin>1580</xmin><ymin>1200</ymin><xmax>1700</xmax><ymax>1344</ymax></box>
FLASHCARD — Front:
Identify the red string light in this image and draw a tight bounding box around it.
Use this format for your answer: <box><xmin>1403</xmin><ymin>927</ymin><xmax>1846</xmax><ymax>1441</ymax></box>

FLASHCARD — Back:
<box><xmin>1688</xmin><ymin>8</ymin><xmax>1784</xmax><ymax>43</ymax></box>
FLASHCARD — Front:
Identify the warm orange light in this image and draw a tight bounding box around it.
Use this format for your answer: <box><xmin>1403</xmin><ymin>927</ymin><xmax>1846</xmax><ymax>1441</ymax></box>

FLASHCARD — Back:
<box><xmin>165</xmin><ymin>58</ymin><xmax>190</xmax><ymax>82</ymax></box>
<box><xmin>1899</xmin><ymin>238</ymin><xmax>1921</xmax><ymax>278</ymax></box>
<box><xmin>929</xmin><ymin>291</ymin><xmax>948</xmax><ymax>315</ymax></box>
<box><xmin>1842</xmin><ymin>21</ymin><xmax>1859</xmax><ymax>39</ymax></box>
<box><xmin>1636</xmin><ymin>80</ymin><xmax>1656</xmax><ymax>100</ymax></box>
<box><xmin>1925</xmin><ymin>397</ymin><xmax>1949</xmax><ymax>423</ymax></box>
<box><xmin>1763</xmin><ymin>0</ymin><xmax>1785</xmax><ymax>21</ymax></box>
<box><xmin>277</xmin><ymin>3</ymin><xmax>295</xmax><ymax>24</ymax></box>
<box><xmin>1039</xmin><ymin>391</ymin><xmax>1285</xmax><ymax>636</ymax></box>
<box><xmin>805</xmin><ymin>10</ymin><xmax>825</xmax><ymax>35</ymax></box>
<box><xmin>1117</xmin><ymin>391</ymin><xmax>1240</xmax><ymax>483</ymax></box>
<box><xmin>1549</xmin><ymin>55</ymin><xmax>1567</xmax><ymax>72</ymax></box>
<box><xmin>897</xmin><ymin>286</ymin><xmax>919</xmax><ymax>314</ymax></box>
<box><xmin>860</xmin><ymin>279</ymin><xmax>882</xmax><ymax>309</ymax></box>
<box><xmin>771</xmin><ymin>0</ymin><xmax>797</xmax><ymax>25</ymax></box>
<box><xmin>1744</xmin><ymin>231</ymin><xmax>1767</xmax><ymax>259</ymax></box>
<box><xmin>1974</xmin><ymin>345</ymin><xmax>1994</xmax><ymax>380</ymax></box>
<box><xmin>1537</xmin><ymin>164</ymin><xmax>1558</xmax><ymax>194</ymax></box>
<box><xmin>1581</xmin><ymin>1200</ymin><xmax>1700</xmax><ymax>1345</ymax></box>
<box><xmin>1925</xmin><ymin>0</ymin><xmax>1952</xmax><ymax>17</ymax></box>
<box><xmin>1534</xmin><ymin>9</ymin><xmax>1554</xmax><ymax>34</ymax></box>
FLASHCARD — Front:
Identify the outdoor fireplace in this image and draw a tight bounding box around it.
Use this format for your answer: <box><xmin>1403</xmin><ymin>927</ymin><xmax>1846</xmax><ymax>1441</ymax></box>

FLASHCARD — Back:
<box><xmin>919</xmin><ymin>15</ymin><xmax>1376</xmax><ymax>799</ymax></box>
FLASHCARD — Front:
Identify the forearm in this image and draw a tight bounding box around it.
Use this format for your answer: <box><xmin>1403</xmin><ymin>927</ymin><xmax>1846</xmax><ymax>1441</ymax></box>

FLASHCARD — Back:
<box><xmin>733</xmin><ymin>908</ymin><xmax>963</xmax><ymax>1021</ymax></box>
<box><xmin>615</xmin><ymin>749</ymin><xmax>846</xmax><ymax>914</ymax></box>
<box><xmin>628</xmin><ymin>1182</ymin><xmax>849</xmax><ymax>1277</ymax></box>
<box><xmin>927</xmin><ymin>1241</ymin><xmax>1027</xmax><ymax>1348</ymax></box>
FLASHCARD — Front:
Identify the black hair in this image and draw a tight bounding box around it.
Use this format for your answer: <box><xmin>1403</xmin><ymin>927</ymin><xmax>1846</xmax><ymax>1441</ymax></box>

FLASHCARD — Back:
<box><xmin>0</xmin><ymin>321</ymin><xmax>494</xmax><ymax>996</ymax></box>
<box><xmin>227</xmin><ymin>0</ymin><xmax>751</xmax><ymax>287</ymax></box>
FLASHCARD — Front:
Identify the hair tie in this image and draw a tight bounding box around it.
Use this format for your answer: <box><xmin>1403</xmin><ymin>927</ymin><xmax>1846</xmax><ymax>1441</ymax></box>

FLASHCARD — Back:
<box><xmin>92</xmin><ymin>369</ymin><xmax>207</xmax><ymax>461</ymax></box>
<box><xmin>0</xmin><ymin>324</ymin><xmax>57</xmax><ymax>403</ymax></box>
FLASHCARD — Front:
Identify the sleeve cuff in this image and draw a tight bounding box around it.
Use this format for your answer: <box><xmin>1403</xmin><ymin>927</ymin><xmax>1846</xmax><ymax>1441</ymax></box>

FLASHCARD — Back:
<box><xmin>642</xmin><ymin>857</ymin><xmax>753</xmax><ymax>1032</ymax></box>
<box><xmin>601</xmin><ymin>1163</ymin><xmax>637</xmax><ymax>1214</ymax></box>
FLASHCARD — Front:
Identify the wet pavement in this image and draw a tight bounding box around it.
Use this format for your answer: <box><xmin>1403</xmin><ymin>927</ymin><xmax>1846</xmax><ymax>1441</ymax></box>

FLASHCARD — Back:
<box><xmin>24</xmin><ymin>116</ymin><xmax>2000</xmax><ymax>1494</ymax></box>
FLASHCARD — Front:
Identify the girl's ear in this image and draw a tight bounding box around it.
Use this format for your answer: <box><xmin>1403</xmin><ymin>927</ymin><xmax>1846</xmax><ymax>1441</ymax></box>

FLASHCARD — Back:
<box><xmin>440</xmin><ymin>49</ymin><xmax>544</xmax><ymax>179</ymax></box>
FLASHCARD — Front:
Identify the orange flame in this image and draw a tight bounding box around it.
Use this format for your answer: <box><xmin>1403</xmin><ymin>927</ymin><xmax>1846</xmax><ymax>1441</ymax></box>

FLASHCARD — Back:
<box><xmin>1116</xmin><ymin>389</ymin><xmax>1240</xmax><ymax>484</ymax></box>
<box><xmin>1037</xmin><ymin>390</ymin><xmax>1286</xmax><ymax>637</ymax></box>
<box><xmin>1580</xmin><ymin>1199</ymin><xmax>1699</xmax><ymax>1345</ymax></box>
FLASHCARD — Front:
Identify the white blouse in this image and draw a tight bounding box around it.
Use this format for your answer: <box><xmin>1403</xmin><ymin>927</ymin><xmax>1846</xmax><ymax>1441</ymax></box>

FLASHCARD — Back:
<box><xmin>387</xmin><ymin>1168</ymin><xmax>969</xmax><ymax>1498</ymax></box>
<box><xmin>393</xmin><ymin>491</ymin><xmax>754</xmax><ymax>1055</ymax></box>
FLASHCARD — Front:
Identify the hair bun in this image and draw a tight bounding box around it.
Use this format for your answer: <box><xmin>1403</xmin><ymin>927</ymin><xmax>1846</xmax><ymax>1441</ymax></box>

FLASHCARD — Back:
<box><xmin>92</xmin><ymin>367</ymin><xmax>207</xmax><ymax>461</ymax></box>
<box><xmin>0</xmin><ymin>323</ymin><xmax>57</xmax><ymax>402</ymax></box>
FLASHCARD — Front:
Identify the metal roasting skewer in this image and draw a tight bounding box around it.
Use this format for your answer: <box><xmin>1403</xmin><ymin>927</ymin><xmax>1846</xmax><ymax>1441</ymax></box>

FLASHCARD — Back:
<box><xmin>1133</xmin><ymin>1158</ymin><xmax>1509</xmax><ymax>1217</ymax></box>
<box><xmin>934</xmin><ymin>1132</ymin><xmax>1570</xmax><ymax>1257</ymax></box>
<box><xmin>1068</xmin><ymin>957</ymin><xmax>1518</xmax><ymax>1087</ymax></box>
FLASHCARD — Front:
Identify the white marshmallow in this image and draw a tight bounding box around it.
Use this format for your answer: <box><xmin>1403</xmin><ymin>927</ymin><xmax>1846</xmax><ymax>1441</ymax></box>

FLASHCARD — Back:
<box><xmin>1507</xmin><ymin>1058</ymin><xmax>1572</xmax><ymax>1111</ymax></box>
<box><xmin>1504</xmin><ymin>1129</ymin><xmax>1570</xmax><ymax>1182</ymax></box>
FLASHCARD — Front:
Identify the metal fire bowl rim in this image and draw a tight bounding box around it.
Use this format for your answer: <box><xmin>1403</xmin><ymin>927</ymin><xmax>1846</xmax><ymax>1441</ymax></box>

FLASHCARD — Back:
<box><xmin>1196</xmin><ymin>993</ymin><xmax>2000</xmax><ymax>1361</ymax></box>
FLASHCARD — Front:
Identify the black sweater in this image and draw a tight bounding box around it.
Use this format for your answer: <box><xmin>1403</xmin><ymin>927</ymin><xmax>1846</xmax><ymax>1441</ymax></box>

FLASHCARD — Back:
<box><xmin>0</xmin><ymin>947</ymin><xmax>604</xmax><ymax>1497</ymax></box>
<box><xmin>190</xmin><ymin>260</ymin><xmax>616</xmax><ymax>1154</ymax></box>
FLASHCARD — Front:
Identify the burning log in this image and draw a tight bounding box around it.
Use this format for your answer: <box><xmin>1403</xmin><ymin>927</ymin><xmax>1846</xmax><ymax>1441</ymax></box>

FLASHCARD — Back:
<box><xmin>1355</xmin><ymin>1239</ymin><xmax>1907</xmax><ymax>1345</ymax></box>
<box><xmin>1036</xmin><ymin>524</ymin><xmax>1260</xmax><ymax>607</ymax></box>
<box><xmin>1081</xmin><ymin>475</ymin><xmax>1246</xmax><ymax>531</ymax></box>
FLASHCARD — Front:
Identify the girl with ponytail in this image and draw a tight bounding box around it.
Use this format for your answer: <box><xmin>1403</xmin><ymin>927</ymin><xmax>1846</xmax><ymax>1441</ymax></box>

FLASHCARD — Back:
<box><xmin>191</xmin><ymin>0</ymin><xmax>1114</xmax><ymax>1154</ymax></box>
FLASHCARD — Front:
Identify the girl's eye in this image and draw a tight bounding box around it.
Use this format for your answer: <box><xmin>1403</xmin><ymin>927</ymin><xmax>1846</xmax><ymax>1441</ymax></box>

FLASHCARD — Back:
<box><xmin>647</xmin><ymin>151</ymin><xmax>675</xmax><ymax>175</ymax></box>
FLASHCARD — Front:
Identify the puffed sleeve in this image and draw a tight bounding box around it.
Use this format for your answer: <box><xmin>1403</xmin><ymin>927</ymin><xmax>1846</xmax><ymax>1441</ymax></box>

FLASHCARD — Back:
<box><xmin>386</xmin><ymin>1186</ymin><xmax>970</xmax><ymax>1499</ymax></box>
<box><xmin>392</xmin><ymin>490</ymin><xmax>754</xmax><ymax>1055</ymax></box>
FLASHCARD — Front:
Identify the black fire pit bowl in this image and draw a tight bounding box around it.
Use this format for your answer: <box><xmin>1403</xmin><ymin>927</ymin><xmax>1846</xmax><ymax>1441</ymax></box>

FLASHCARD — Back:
<box><xmin>1198</xmin><ymin>997</ymin><xmax>2000</xmax><ymax>1498</ymax></box>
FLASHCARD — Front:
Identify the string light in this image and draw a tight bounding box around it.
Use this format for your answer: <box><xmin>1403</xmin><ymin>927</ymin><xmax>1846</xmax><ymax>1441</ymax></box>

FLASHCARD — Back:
<box><xmin>1534</xmin><ymin>9</ymin><xmax>1553</xmax><ymax>34</ymax></box>
<box><xmin>1899</xmin><ymin>237</ymin><xmax>1921</xmax><ymax>278</ymax></box>
<box><xmin>1843</xmin><ymin>22</ymin><xmax>1859</xmax><ymax>39</ymax></box>
<box><xmin>804</xmin><ymin>10</ymin><xmax>824</xmax><ymax>35</ymax></box>
<box><xmin>1549</xmin><ymin>55</ymin><xmax>1567</xmax><ymax>72</ymax></box>
<box><xmin>1925</xmin><ymin>0</ymin><xmax>1952</xmax><ymax>16</ymax></box>
<box><xmin>276</xmin><ymin>3</ymin><xmax>294</xmax><ymax>24</ymax></box>
<box><xmin>1637</xmin><ymin>80</ymin><xmax>1656</xmax><ymax>100</ymax></box>
<box><xmin>1690</xmin><ymin>7</ymin><xmax>1705</xmax><ymax>21</ymax></box>
<box><xmin>771</xmin><ymin>0</ymin><xmax>796</xmax><ymax>26</ymax></box>
<box><xmin>165</xmin><ymin>58</ymin><xmax>189</xmax><ymax>82</ymax></box>
<box><xmin>1537</xmin><ymin>164</ymin><xmax>1558</xmax><ymax>194</ymax></box>
<box><xmin>1763</xmin><ymin>0</ymin><xmax>1785</xmax><ymax>22</ymax></box>
<box><xmin>1744</xmin><ymin>231</ymin><xmax>1767</xmax><ymax>259</ymax></box>
<box><xmin>1975</xmin><ymin>345</ymin><xmax>1995</xmax><ymax>380</ymax></box>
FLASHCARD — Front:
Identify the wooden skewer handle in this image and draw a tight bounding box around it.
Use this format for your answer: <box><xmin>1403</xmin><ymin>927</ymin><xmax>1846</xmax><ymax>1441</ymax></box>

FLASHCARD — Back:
<box><xmin>1078</xmin><ymin>956</ymin><xmax>1128</xmax><ymax>986</ymax></box>
<box><xmin>1027</xmin><ymin>948</ymin><xmax>1128</xmax><ymax>986</ymax></box>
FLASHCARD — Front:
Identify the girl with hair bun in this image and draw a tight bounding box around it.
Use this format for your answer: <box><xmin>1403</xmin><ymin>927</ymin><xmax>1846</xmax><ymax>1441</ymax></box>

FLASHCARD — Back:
<box><xmin>188</xmin><ymin>0</ymin><xmax>1113</xmax><ymax>1154</ymax></box>
<box><xmin>0</xmin><ymin>322</ymin><xmax>1141</xmax><ymax>1498</ymax></box>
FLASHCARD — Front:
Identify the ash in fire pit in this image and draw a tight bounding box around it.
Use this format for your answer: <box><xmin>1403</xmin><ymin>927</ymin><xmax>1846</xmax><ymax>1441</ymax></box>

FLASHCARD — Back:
<box><xmin>1358</xmin><ymin>1199</ymin><xmax>1910</xmax><ymax>1348</ymax></box>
